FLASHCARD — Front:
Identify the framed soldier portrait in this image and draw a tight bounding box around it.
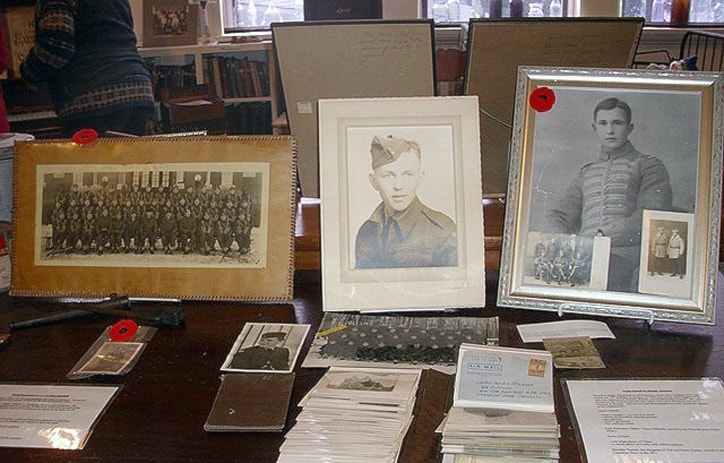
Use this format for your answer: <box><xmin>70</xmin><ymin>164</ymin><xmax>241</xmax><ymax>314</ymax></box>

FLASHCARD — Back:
<box><xmin>11</xmin><ymin>136</ymin><xmax>297</xmax><ymax>301</ymax></box>
<box><xmin>318</xmin><ymin>96</ymin><xmax>486</xmax><ymax>312</ymax></box>
<box><xmin>498</xmin><ymin>67</ymin><xmax>723</xmax><ymax>325</ymax></box>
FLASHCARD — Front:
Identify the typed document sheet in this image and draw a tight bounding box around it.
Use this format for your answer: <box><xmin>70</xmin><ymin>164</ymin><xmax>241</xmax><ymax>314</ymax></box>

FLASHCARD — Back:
<box><xmin>565</xmin><ymin>378</ymin><xmax>724</xmax><ymax>463</ymax></box>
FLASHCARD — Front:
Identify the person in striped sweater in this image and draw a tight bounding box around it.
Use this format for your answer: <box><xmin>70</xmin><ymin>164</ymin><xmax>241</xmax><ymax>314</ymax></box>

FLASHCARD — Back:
<box><xmin>20</xmin><ymin>0</ymin><xmax>155</xmax><ymax>137</ymax></box>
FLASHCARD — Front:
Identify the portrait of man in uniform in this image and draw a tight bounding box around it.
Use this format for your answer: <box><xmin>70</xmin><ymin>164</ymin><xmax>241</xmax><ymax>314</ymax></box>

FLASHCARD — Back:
<box><xmin>355</xmin><ymin>135</ymin><xmax>458</xmax><ymax>269</ymax></box>
<box><xmin>228</xmin><ymin>331</ymin><xmax>290</xmax><ymax>371</ymax></box>
<box><xmin>222</xmin><ymin>322</ymin><xmax>310</xmax><ymax>373</ymax></box>
<box><xmin>528</xmin><ymin>91</ymin><xmax>698</xmax><ymax>294</ymax></box>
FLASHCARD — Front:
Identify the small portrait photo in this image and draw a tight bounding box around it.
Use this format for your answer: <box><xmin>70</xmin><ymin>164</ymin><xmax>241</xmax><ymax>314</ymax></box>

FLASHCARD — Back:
<box><xmin>523</xmin><ymin>231</ymin><xmax>610</xmax><ymax>291</ymax></box>
<box><xmin>638</xmin><ymin>210</ymin><xmax>694</xmax><ymax>299</ymax></box>
<box><xmin>221</xmin><ymin>323</ymin><xmax>310</xmax><ymax>373</ymax></box>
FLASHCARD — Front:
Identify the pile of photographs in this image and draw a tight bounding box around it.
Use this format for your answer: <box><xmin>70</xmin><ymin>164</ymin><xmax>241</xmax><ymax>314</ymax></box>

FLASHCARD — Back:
<box><xmin>304</xmin><ymin>313</ymin><xmax>499</xmax><ymax>374</ymax></box>
<box><xmin>278</xmin><ymin>367</ymin><xmax>421</xmax><ymax>463</ymax></box>
<box><xmin>437</xmin><ymin>407</ymin><xmax>560</xmax><ymax>462</ymax></box>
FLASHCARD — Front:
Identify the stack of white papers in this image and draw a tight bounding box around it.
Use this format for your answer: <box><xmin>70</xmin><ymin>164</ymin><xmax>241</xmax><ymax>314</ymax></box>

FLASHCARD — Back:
<box><xmin>278</xmin><ymin>367</ymin><xmax>421</xmax><ymax>463</ymax></box>
<box><xmin>438</xmin><ymin>343</ymin><xmax>560</xmax><ymax>462</ymax></box>
<box><xmin>437</xmin><ymin>407</ymin><xmax>560</xmax><ymax>462</ymax></box>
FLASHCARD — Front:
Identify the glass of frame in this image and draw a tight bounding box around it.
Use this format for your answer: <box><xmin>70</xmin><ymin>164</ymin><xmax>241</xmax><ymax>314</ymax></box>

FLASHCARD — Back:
<box><xmin>498</xmin><ymin>67</ymin><xmax>723</xmax><ymax>325</ymax></box>
<box><xmin>318</xmin><ymin>96</ymin><xmax>486</xmax><ymax>312</ymax></box>
<box><xmin>11</xmin><ymin>136</ymin><xmax>297</xmax><ymax>301</ymax></box>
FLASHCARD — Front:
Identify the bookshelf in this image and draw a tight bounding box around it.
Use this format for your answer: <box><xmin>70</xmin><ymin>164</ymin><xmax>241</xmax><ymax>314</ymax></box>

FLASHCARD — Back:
<box><xmin>139</xmin><ymin>41</ymin><xmax>279</xmax><ymax>135</ymax></box>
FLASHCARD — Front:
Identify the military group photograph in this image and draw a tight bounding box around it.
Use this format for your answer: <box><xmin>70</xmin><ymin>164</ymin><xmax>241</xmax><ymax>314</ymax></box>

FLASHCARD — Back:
<box><xmin>37</xmin><ymin>163</ymin><xmax>268</xmax><ymax>268</ymax></box>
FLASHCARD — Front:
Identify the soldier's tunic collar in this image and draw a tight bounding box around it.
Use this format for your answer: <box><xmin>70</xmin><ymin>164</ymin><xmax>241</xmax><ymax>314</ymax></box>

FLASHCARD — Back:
<box><xmin>379</xmin><ymin>197</ymin><xmax>424</xmax><ymax>238</ymax></box>
<box><xmin>599</xmin><ymin>141</ymin><xmax>637</xmax><ymax>161</ymax></box>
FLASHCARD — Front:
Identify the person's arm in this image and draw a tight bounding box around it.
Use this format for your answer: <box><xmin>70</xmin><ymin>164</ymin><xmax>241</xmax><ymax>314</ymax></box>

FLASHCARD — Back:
<box><xmin>20</xmin><ymin>0</ymin><xmax>78</xmax><ymax>84</ymax></box>
<box><xmin>545</xmin><ymin>172</ymin><xmax>583</xmax><ymax>234</ymax></box>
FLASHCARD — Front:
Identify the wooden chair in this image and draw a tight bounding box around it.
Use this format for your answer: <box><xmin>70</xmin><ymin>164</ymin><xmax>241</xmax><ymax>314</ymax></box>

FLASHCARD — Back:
<box><xmin>634</xmin><ymin>30</ymin><xmax>724</xmax><ymax>71</ymax></box>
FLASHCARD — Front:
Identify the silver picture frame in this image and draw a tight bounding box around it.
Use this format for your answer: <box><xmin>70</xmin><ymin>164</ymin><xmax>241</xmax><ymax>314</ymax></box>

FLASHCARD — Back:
<box><xmin>498</xmin><ymin>67</ymin><xmax>723</xmax><ymax>325</ymax></box>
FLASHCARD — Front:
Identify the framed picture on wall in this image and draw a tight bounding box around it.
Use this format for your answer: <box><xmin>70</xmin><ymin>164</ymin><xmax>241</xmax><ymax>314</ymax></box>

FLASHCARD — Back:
<box><xmin>498</xmin><ymin>66</ymin><xmax>723</xmax><ymax>325</ymax></box>
<box><xmin>318</xmin><ymin>96</ymin><xmax>486</xmax><ymax>312</ymax></box>
<box><xmin>11</xmin><ymin>136</ymin><xmax>297</xmax><ymax>301</ymax></box>
<box><xmin>143</xmin><ymin>0</ymin><xmax>199</xmax><ymax>47</ymax></box>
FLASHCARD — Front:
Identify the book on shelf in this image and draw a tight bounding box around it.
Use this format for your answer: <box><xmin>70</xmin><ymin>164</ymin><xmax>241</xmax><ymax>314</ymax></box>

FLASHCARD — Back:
<box><xmin>202</xmin><ymin>55</ymin><xmax>269</xmax><ymax>99</ymax></box>
<box><xmin>225</xmin><ymin>102</ymin><xmax>272</xmax><ymax>135</ymax></box>
<box><xmin>143</xmin><ymin>60</ymin><xmax>197</xmax><ymax>100</ymax></box>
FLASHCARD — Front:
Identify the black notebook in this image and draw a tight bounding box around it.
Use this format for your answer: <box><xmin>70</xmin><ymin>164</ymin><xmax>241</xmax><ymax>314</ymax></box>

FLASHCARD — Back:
<box><xmin>204</xmin><ymin>372</ymin><xmax>295</xmax><ymax>432</ymax></box>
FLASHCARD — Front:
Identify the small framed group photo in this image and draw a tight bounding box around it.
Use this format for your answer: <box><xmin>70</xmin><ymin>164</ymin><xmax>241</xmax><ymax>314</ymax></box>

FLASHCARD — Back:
<box><xmin>143</xmin><ymin>0</ymin><xmax>199</xmax><ymax>48</ymax></box>
<box><xmin>11</xmin><ymin>137</ymin><xmax>297</xmax><ymax>301</ymax></box>
<box><xmin>221</xmin><ymin>323</ymin><xmax>310</xmax><ymax>373</ymax></box>
<box><xmin>318</xmin><ymin>96</ymin><xmax>486</xmax><ymax>312</ymax></box>
<box><xmin>498</xmin><ymin>67</ymin><xmax>723</xmax><ymax>325</ymax></box>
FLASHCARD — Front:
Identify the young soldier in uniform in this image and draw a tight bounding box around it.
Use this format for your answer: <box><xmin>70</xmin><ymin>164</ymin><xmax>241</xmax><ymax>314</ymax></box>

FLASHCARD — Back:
<box><xmin>109</xmin><ymin>209</ymin><xmax>126</xmax><ymax>253</ymax></box>
<box><xmin>139</xmin><ymin>209</ymin><xmax>158</xmax><ymax>254</ymax></box>
<box><xmin>228</xmin><ymin>332</ymin><xmax>290</xmax><ymax>371</ymax></box>
<box><xmin>216</xmin><ymin>211</ymin><xmax>234</xmax><ymax>258</ymax></box>
<box><xmin>95</xmin><ymin>207</ymin><xmax>112</xmax><ymax>255</ymax></box>
<box><xmin>355</xmin><ymin>135</ymin><xmax>458</xmax><ymax>269</ymax></box>
<box><xmin>545</xmin><ymin>97</ymin><xmax>673</xmax><ymax>292</ymax></box>
<box><xmin>67</xmin><ymin>211</ymin><xmax>82</xmax><ymax>253</ymax></box>
<box><xmin>124</xmin><ymin>210</ymin><xmax>140</xmax><ymax>253</ymax></box>
<box><xmin>160</xmin><ymin>210</ymin><xmax>177</xmax><ymax>254</ymax></box>
<box><xmin>667</xmin><ymin>228</ymin><xmax>686</xmax><ymax>278</ymax></box>
<box><xmin>177</xmin><ymin>208</ymin><xmax>197</xmax><ymax>254</ymax></box>
<box><xmin>80</xmin><ymin>211</ymin><xmax>96</xmax><ymax>254</ymax></box>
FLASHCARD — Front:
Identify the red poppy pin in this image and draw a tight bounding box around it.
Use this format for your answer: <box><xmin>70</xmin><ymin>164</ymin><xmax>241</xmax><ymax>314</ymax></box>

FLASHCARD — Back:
<box><xmin>529</xmin><ymin>87</ymin><xmax>556</xmax><ymax>113</ymax></box>
<box><xmin>72</xmin><ymin>128</ymin><xmax>99</xmax><ymax>145</ymax></box>
<box><xmin>109</xmin><ymin>319</ymin><xmax>139</xmax><ymax>342</ymax></box>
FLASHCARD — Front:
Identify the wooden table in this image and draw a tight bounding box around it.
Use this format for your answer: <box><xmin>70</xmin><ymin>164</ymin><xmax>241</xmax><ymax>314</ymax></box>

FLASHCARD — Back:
<box><xmin>0</xmin><ymin>200</ymin><xmax>722</xmax><ymax>462</ymax></box>
<box><xmin>0</xmin><ymin>269</ymin><xmax>722</xmax><ymax>463</ymax></box>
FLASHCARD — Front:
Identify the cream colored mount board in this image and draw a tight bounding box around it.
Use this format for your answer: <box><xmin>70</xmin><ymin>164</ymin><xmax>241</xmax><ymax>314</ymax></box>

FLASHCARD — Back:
<box><xmin>272</xmin><ymin>20</ymin><xmax>435</xmax><ymax>197</ymax></box>
<box><xmin>464</xmin><ymin>18</ymin><xmax>645</xmax><ymax>197</ymax></box>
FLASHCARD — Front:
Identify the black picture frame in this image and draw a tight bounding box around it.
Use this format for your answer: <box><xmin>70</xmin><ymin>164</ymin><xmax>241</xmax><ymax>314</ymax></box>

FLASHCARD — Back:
<box><xmin>304</xmin><ymin>0</ymin><xmax>383</xmax><ymax>21</ymax></box>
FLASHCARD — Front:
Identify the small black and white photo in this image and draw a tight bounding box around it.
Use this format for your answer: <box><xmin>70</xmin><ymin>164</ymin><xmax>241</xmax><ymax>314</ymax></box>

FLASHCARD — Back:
<box><xmin>37</xmin><ymin>162</ymin><xmax>268</xmax><ymax>268</ymax></box>
<box><xmin>638</xmin><ymin>210</ymin><xmax>694</xmax><ymax>299</ymax></box>
<box><xmin>77</xmin><ymin>342</ymin><xmax>144</xmax><ymax>375</ymax></box>
<box><xmin>143</xmin><ymin>0</ymin><xmax>199</xmax><ymax>47</ymax></box>
<box><xmin>150</xmin><ymin>4</ymin><xmax>192</xmax><ymax>37</ymax></box>
<box><xmin>221</xmin><ymin>323</ymin><xmax>310</xmax><ymax>373</ymax></box>
<box><xmin>527</xmin><ymin>87</ymin><xmax>699</xmax><ymax>294</ymax></box>
<box><xmin>523</xmin><ymin>231</ymin><xmax>610</xmax><ymax>291</ymax></box>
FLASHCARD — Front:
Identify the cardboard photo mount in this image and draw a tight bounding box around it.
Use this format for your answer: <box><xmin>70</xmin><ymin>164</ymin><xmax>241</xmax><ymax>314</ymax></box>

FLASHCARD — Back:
<box><xmin>11</xmin><ymin>136</ymin><xmax>297</xmax><ymax>302</ymax></box>
<box><xmin>318</xmin><ymin>96</ymin><xmax>486</xmax><ymax>312</ymax></box>
<box><xmin>464</xmin><ymin>17</ymin><xmax>645</xmax><ymax>197</ymax></box>
<box><xmin>272</xmin><ymin>19</ymin><xmax>436</xmax><ymax>197</ymax></box>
